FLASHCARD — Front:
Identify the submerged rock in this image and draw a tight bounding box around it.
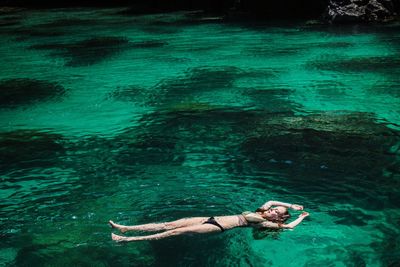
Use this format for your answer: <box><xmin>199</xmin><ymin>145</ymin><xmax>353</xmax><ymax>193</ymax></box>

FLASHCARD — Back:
<box><xmin>0</xmin><ymin>15</ymin><xmax>21</xmax><ymax>27</ymax></box>
<box><xmin>236</xmin><ymin>111</ymin><xmax>400</xmax><ymax>212</ymax></box>
<box><xmin>325</xmin><ymin>0</ymin><xmax>397</xmax><ymax>23</ymax></box>
<box><xmin>0</xmin><ymin>130</ymin><xmax>65</xmax><ymax>170</ymax></box>
<box><xmin>244</xmin><ymin>88</ymin><xmax>299</xmax><ymax>112</ymax></box>
<box><xmin>12</xmin><ymin>28</ymin><xmax>65</xmax><ymax>41</ymax></box>
<box><xmin>130</xmin><ymin>40</ymin><xmax>167</xmax><ymax>48</ymax></box>
<box><xmin>0</xmin><ymin>78</ymin><xmax>66</xmax><ymax>108</ymax></box>
<box><xmin>60</xmin><ymin>36</ymin><xmax>131</xmax><ymax>67</ymax></box>
<box><xmin>114</xmin><ymin>130</ymin><xmax>183</xmax><ymax>166</ymax></box>
<box><xmin>111</xmin><ymin>107</ymin><xmax>265</xmax><ymax>168</ymax></box>
<box><xmin>308</xmin><ymin>55</ymin><xmax>400</xmax><ymax>74</ymax></box>
<box><xmin>35</xmin><ymin>18</ymin><xmax>97</xmax><ymax>28</ymax></box>
<box><xmin>328</xmin><ymin>209</ymin><xmax>375</xmax><ymax>226</ymax></box>
<box><xmin>108</xmin><ymin>66</ymin><xmax>244</xmax><ymax>107</ymax></box>
<box><xmin>173</xmin><ymin>66</ymin><xmax>241</xmax><ymax>90</ymax></box>
<box><xmin>147</xmin><ymin>66</ymin><xmax>245</xmax><ymax>107</ymax></box>
<box><xmin>371</xmin><ymin>77</ymin><xmax>400</xmax><ymax>98</ymax></box>
<box><xmin>30</xmin><ymin>37</ymin><xmax>159</xmax><ymax>66</ymax></box>
<box><xmin>241</xmin><ymin>112</ymin><xmax>399</xmax><ymax>179</ymax></box>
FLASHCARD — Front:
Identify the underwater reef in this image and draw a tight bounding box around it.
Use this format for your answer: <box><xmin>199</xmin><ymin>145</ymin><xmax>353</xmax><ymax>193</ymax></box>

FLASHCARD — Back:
<box><xmin>0</xmin><ymin>130</ymin><xmax>65</xmax><ymax>170</ymax></box>
<box><xmin>0</xmin><ymin>78</ymin><xmax>66</xmax><ymax>108</ymax></box>
<box><xmin>29</xmin><ymin>37</ymin><xmax>131</xmax><ymax>67</ymax></box>
<box><xmin>29</xmin><ymin>37</ymin><xmax>167</xmax><ymax>66</ymax></box>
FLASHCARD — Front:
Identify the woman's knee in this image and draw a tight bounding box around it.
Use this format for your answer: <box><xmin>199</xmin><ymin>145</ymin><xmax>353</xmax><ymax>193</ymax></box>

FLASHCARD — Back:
<box><xmin>167</xmin><ymin>228</ymin><xmax>189</xmax><ymax>237</ymax></box>
<box><xmin>178</xmin><ymin>225</ymin><xmax>219</xmax><ymax>235</ymax></box>
<box><xmin>165</xmin><ymin>220</ymin><xmax>188</xmax><ymax>230</ymax></box>
<box><xmin>164</xmin><ymin>222</ymin><xmax>176</xmax><ymax>229</ymax></box>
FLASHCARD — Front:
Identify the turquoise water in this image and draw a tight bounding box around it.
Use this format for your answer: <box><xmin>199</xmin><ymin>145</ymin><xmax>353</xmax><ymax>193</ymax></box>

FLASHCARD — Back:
<box><xmin>0</xmin><ymin>8</ymin><xmax>400</xmax><ymax>266</ymax></box>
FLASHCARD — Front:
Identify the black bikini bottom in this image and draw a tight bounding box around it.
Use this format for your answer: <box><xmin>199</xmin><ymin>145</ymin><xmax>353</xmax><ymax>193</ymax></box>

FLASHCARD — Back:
<box><xmin>203</xmin><ymin>217</ymin><xmax>225</xmax><ymax>232</ymax></box>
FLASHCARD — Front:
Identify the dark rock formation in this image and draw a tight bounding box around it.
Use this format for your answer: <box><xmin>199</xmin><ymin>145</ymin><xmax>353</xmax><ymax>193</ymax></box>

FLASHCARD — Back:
<box><xmin>35</xmin><ymin>18</ymin><xmax>97</xmax><ymax>28</ymax></box>
<box><xmin>111</xmin><ymin>107</ymin><xmax>260</xmax><ymax>167</ymax></box>
<box><xmin>30</xmin><ymin>37</ymin><xmax>131</xmax><ymax>67</ymax></box>
<box><xmin>0</xmin><ymin>130</ymin><xmax>65</xmax><ymax>170</ymax></box>
<box><xmin>29</xmin><ymin>37</ymin><xmax>167</xmax><ymax>67</ymax></box>
<box><xmin>130</xmin><ymin>40</ymin><xmax>167</xmax><ymax>48</ymax></box>
<box><xmin>120</xmin><ymin>66</ymin><xmax>243</xmax><ymax>107</ymax></box>
<box><xmin>236</xmin><ymin>111</ymin><xmax>400</xmax><ymax>212</ymax></box>
<box><xmin>328</xmin><ymin>209</ymin><xmax>375</xmax><ymax>226</ymax></box>
<box><xmin>0</xmin><ymin>15</ymin><xmax>21</xmax><ymax>27</ymax></box>
<box><xmin>241</xmin><ymin>112</ymin><xmax>399</xmax><ymax>177</ymax></box>
<box><xmin>309</xmin><ymin>55</ymin><xmax>400</xmax><ymax>74</ymax></box>
<box><xmin>0</xmin><ymin>78</ymin><xmax>66</xmax><ymax>108</ymax></box>
<box><xmin>13</xmin><ymin>28</ymin><xmax>65</xmax><ymax>41</ymax></box>
<box><xmin>1</xmin><ymin>0</ymin><xmax>399</xmax><ymax>23</ymax></box>
<box><xmin>113</xmin><ymin>132</ymin><xmax>183</xmax><ymax>166</ymax></box>
<box><xmin>244</xmin><ymin>88</ymin><xmax>299</xmax><ymax>112</ymax></box>
<box><xmin>325</xmin><ymin>0</ymin><xmax>397</xmax><ymax>23</ymax></box>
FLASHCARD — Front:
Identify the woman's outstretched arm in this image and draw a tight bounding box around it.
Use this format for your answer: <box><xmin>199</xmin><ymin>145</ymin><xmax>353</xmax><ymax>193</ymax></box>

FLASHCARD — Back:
<box><xmin>260</xmin><ymin>200</ymin><xmax>303</xmax><ymax>211</ymax></box>
<box><xmin>282</xmin><ymin>212</ymin><xmax>309</xmax><ymax>229</ymax></box>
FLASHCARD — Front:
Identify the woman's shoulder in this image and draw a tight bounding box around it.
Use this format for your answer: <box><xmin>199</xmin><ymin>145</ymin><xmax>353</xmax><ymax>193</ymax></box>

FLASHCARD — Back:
<box><xmin>241</xmin><ymin>211</ymin><xmax>266</xmax><ymax>223</ymax></box>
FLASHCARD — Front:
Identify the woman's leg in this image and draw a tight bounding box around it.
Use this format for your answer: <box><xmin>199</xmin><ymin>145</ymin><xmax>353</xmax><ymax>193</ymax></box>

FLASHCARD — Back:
<box><xmin>109</xmin><ymin>217</ymin><xmax>208</xmax><ymax>233</ymax></box>
<box><xmin>111</xmin><ymin>223</ymin><xmax>223</xmax><ymax>242</ymax></box>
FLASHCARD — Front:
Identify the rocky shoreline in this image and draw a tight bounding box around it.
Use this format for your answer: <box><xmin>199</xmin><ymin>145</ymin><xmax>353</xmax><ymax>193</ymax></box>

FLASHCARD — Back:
<box><xmin>0</xmin><ymin>0</ymin><xmax>399</xmax><ymax>24</ymax></box>
<box><xmin>325</xmin><ymin>0</ymin><xmax>399</xmax><ymax>23</ymax></box>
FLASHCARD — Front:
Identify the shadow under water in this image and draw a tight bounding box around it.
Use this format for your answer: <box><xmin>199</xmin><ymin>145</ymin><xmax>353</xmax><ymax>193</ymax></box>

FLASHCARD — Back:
<box><xmin>308</xmin><ymin>55</ymin><xmax>400</xmax><ymax>75</ymax></box>
<box><xmin>0</xmin><ymin>130</ymin><xmax>65</xmax><ymax>170</ymax></box>
<box><xmin>239</xmin><ymin>112</ymin><xmax>400</xmax><ymax>209</ymax></box>
<box><xmin>0</xmin><ymin>78</ymin><xmax>67</xmax><ymax>108</ymax></box>
<box><xmin>29</xmin><ymin>37</ymin><xmax>133</xmax><ymax>67</ymax></box>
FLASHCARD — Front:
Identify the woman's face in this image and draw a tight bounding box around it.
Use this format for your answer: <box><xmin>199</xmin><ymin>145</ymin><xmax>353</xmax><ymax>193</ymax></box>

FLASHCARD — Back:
<box><xmin>263</xmin><ymin>206</ymin><xmax>287</xmax><ymax>221</ymax></box>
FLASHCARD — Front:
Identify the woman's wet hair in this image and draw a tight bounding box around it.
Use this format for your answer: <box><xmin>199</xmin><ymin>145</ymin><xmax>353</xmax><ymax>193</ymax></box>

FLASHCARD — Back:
<box><xmin>256</xmin><ymin>207</ymin><xmax>291</xmax><ymax>223</ymax></box>
<box><xmin>276</xmin><ymin>209</ymin><xmax>291</xmax><ymax>223</ymax></box>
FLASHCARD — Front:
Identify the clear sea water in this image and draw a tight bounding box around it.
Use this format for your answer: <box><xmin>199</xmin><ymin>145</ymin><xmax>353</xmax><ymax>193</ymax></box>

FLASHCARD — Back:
<box><xmin>0</xmin><ymin>8</ymin><xmax>399</xmax><ymax>267</ymax></box>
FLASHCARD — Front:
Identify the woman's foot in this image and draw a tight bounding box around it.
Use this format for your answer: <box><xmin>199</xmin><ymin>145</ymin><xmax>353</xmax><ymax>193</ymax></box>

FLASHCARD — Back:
<box><xmin>109</xmin><ymin>220</ymin><xmax>128</xmax><ymax>233</ymax></box>
<box><xmin>111</xmin><ymin>233</ymin><xmax>127</xmax><ymax>242</ymax></box>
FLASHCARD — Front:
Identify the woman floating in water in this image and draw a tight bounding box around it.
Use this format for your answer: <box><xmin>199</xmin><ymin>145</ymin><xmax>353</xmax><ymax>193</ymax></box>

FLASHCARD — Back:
<box><xmin>110</xmin><ymin>200</ymin><xmax>309</xmax><ymax>242</ymax></box>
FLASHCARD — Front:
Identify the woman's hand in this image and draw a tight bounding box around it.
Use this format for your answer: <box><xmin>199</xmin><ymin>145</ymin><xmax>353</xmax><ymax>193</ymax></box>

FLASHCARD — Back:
<box><xmin>290</xmin><ymin>204</ymin><xmax>304</xmax><ymax>211</ymax></box>
<box><xmin>299</xmin><ymin>212</ymin><xmax>309</xmax><ymax>218</ymax></box>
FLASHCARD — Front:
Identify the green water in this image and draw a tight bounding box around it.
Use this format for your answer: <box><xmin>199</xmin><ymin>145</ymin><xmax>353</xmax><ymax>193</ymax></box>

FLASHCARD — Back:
<box><xmin>0</xmin><ymin>8</ymin><xmax>399</xmax><ymax>266</ymax></box>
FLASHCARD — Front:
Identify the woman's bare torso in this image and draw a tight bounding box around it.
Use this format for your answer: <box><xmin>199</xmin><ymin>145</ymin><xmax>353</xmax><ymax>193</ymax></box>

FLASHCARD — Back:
<box><xmin>214</xmin><ymin>215</ymin><xmax>248</xmax><ymax>230</ymax></box>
